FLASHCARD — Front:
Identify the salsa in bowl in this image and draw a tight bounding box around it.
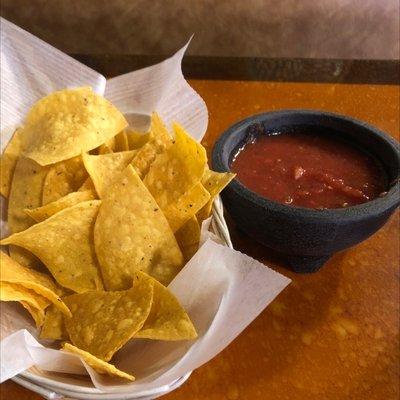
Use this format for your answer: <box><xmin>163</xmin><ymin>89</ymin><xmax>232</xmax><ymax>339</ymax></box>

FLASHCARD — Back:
<box><xmin>212</xmin><ymin>110</ymin><xmax>400</xmax><ymax>273</ymax></box>
<box><xmin>231</xmin><ymin>126</ymin><xmax>387</xmax><ymax>210</ymax></box>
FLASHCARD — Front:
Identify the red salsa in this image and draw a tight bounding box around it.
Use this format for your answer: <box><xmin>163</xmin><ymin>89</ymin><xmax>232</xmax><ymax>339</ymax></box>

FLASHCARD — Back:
<box><xmin>231</xmin><ymin>130</ymin><xmax>386</xmax><ymax>209</ymax></box>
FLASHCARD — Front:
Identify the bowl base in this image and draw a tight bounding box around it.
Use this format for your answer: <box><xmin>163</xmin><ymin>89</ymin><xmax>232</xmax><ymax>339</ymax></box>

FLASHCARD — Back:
<box><xmin>287</xmin><ymin>254</ymin><xmax>332</xmax><ymax>273</ymax></box>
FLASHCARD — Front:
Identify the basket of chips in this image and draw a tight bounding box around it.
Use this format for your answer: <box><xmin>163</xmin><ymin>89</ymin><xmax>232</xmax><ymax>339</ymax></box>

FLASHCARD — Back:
<box><xmin>1</xmin><ymin>19</ymin><xmax>290</xmax><ymax>400</ymax></box>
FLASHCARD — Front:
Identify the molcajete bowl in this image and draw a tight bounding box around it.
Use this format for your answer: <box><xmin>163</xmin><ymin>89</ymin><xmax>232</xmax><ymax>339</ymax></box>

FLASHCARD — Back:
<box><xmin>212</xmin><ymin>110</ymin><xmax>400</xmax><ymax>272</ymax></box>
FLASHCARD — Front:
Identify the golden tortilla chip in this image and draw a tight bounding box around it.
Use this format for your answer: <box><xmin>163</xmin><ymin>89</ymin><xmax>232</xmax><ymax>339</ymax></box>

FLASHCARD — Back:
<box><xmin>202</xmin><ymin>168</ymin><xmax>236</xmax><ymax>197</ymax></box>
<box><xmin>7</xmin><ymin>156</ymin><xmax>49</xmax><ymax>268</ymax></box>
<box><xmin>25</xmin><ymin>190</ymin><xmax>96</xmax><ymax>222</ymax></box>
<box><xmin>0</xmin><ymin>282</ymin><xmax>49</xmax><ymax>310</ymax></box>
<box><xmin>77</xmin><ymin>177</ymin><xmax>96</xmax><ymax>193</ymax></box>
<box><xmin>82</xmin><ymin>151</ymin><xmax>137</xmax><ymax>198</ymax></box>
<box><xmin>20</xmin><ymin>87</ymin><xmax>128</xmax><ymax>166</ymax></box>
<box><xmin>62</xmin><ymin>343</ymin><xmax>135</xmax><ymax>381</ymax></box>
<box><xmin>9</xmin><ymin>247</ymin><xmax>43</xmax><ymax>270</ymax></box>
<box><xmin>0</xmin><ymin>252</ymin><xmax>70</xmax><ymax>316</ymax></box>
<box><xmin>0</xmin><ymin>128</ymin><xmax>23</xmax><ymax>198</ymax></box>
<box><xmin>64</xmin><ymin>271</ymin><xmax>153</xmax><ymax>361</ymax></box>
<box><xmin>130</xmin><ymin>113</ymin><xmax>172</xmax><ymax>177</ymax></box>
<box><xmin>42</xmin><ymin>156</ymin><xmax>87</xmax><ymax>205</ymax></box>
<box><xmin>40</xmin><ymin>304</ymin><xmax>68</xmax><ymax>340</ymax></box>
<box><xmin>1</xmin><ymin>201</ymin><xmax>104</xmax><ymax>294</ymax></box>
<box><xmin>163</xmin><ymin>183</ymin><xmax>210</xmax><ymax>233</ymax></box>
<box><xmin>114</xmin><ymin>130</ymin><xmax>129</xmax><ymax>152</ymax></box>
<box><xmin>7</xmin><ymin>157</ymin><xmax>48</xmax><ymax>234</ymax></box>
<box><xmin>98</xmin><ymin>144</ymin><xmax>113</xmax><ymax>154</ymax></box>
<box><xmin>98</xmin><ymin>136</ymin><xmax>116</xmax><ymax>154</ymax></box>
<box><xmin>0</xmin><ymin>281</ymin><xmax>50</xmax><ymax>327</ymax></box>
<box><xmin>175</xmin><ymin>216</ymin><xmax>201</xmax><ymax>261</ymax></box>
<box><xmin>94</xmin><ymin>165</ymin><xmax>183</xmax><ymax>290</ymax></box>
<box><xmin>197</xmin><ymin>169</ymin><xmax>235</xmax><ymax>223</ymax></box>
<box><xmin>135</xmin><ymin>274</ymin><xmax>197</xmax><ymax>341</ymax></box>
<box><xmin>143</xmin><ymin>122</ymin><xmax>207</xmax><ymax>210</ymax></box>
<box><xmin>126</xmin><ymin>129</ymin><xmax>151</xmax><ymax>150</ymax></box>
<box><xmin>21</xmin><ymin>300</ymin><xmax>46</xmax><ymax>328</ymax></box>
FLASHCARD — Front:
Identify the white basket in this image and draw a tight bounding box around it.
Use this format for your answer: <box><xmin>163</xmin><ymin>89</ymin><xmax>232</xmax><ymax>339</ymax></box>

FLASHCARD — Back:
<box><xmin>12</xmin><ymin>197</ymin><xmax>232</xmax><ymax>400</ymax></box>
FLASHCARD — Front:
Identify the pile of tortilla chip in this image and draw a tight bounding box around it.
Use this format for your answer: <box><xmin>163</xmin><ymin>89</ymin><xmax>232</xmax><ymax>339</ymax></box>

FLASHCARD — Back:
<box><xmin>0</xmin><ymin>87</ymin><xmax>235</xmax><ymax>381</ymax></box>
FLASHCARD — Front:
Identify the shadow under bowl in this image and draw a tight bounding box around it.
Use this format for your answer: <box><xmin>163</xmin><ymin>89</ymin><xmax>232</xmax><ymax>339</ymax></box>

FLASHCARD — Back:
<box><xmin>212</xmin><ymin>110</ymin><xmax>400</xmax><ymax>273</ymax></box>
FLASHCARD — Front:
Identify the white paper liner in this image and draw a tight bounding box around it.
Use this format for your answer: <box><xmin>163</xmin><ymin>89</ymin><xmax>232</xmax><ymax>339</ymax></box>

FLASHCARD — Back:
<box><xmin>1</xmin><ymin>240</ymin><xmax>290</xmax><ymax>393</ymax></box>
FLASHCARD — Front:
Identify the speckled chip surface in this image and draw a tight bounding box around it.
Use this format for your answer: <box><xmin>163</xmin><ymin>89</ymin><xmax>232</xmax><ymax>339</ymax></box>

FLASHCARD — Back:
<box><xmin>62</xmin><ymin>343</ymin><xmax>135</xmax><ymax>381</ymax></box>
<box><xmin>94</xmin><ymin>165</ymin><xmax>184</xmax><ymax>290</ymax></box>
<box><xmin>64</xmin><ymin>271</ymin><xmax>153</xmax><ymax>361</ymax></box>
<box><xmin>1</xmin><ymin>201</ymin><xmax>104</xmax><ymax>293</ymax></box>
<box><xmin>143</xmin><ymin>122</ymin><xmax>207</xmax><ymax>210</ymax></box>
<box><xmin>6</xmin><ymin>156</ymin><xmax>49</xmax><ymax>267</ymax></box>
<box><xmin>0</xmin><ymin>281</ymin><xmax>50</xmax><ymax>327</ymax></box>
<box><xmin>42</xmin><ymin>156</ymin><xmax>87</xmax><ymax>205</ymax></box>
<box><xmin>40</xmin><ymin>304</ymin><xmax>68</xmax><ymax>340</ymax></box>
<box><xmin>0</xmin><ymin>128</ymin><xmax>23</xmax><ymax>198</ymax></box>
<box><xmin>130</xmin><ymin>112</ymin><xmax>172</xmax><ymax>178</ymax></box>
<box><xmin>135</xmin><ymin>274</ymin><xmax>197</xmax><ymax>341</ymax></box>
<box><xmin>20</xmin><ymin>87</ymin><xmax>128</xmax><ymax>166</ymax></box>
<box><xmin>0</xmin><ymin>251</ymin><xmax>70</xmax><ymax>316</ymax></box>
<box><xmin>25</xmin><ymin>190</ymin><xmax>96</xmax><ymax>222</ymax></box>
<box><xmin>7</xmin><ymin>157</ymin><xmax>48</xmax><ymax>234</ymax></box>
<box><xmin>163</xmin><ymin>182</ymin><xmax>210</xmax><ymax>232</ymax></box>
<box><xmin>82</xmin><ymin>151</ymin><xmax>136</xmax><ymax>198</ymax></box>
<box><xmin>197</xmin><ymin>168</ymin><xmax>236</xmax><ymax>224</ymax></box>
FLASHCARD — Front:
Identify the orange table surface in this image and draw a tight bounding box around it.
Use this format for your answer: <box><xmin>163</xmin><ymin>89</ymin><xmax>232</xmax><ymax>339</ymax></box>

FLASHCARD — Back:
<box><xmin>1</xmin><ymin>80</ymin><xmax>399</xmax><ymax>400</ymax></box>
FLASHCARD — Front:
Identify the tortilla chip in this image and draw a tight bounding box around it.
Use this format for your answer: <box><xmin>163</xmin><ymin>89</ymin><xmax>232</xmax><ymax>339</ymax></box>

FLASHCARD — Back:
<box><xmin>62</xmin><ymin>343</ymin><xmax>135</xmax><ymax>381</ymax></box>
<box><xmin>130</xmin><ymin>113</ymin><xmax>172</xmax><ymax>177</ymax></box>
<box><xmin>98</xmin><ymin>136</ymin><xmax>116</xmax><ymax>154</ymax></box>
<box><xmin>0</xmin><ymin>281</ymin><xmax>50</xmax><ymax>327</ymax></box>
<box><xmin>143</xmin><ymin>122</ymin><xmax>207</xmax><ymax>210</ymax></box>
<box><xmin>151</xmin><ymin>112</ymin><xmax>170</xmax><ymax>141</ymax></box>
<box><xmin>175</xmin><ymin>216</ymin><xmax>201</xmax><ymax>261</ymax></box>
<box><xmin>98</xmin><ymin>144</ymin><xmax>113</xmax><ymax>154</ymax></box>
<box><xmin>6</xmin><ymin>156</ymin><xmax>49</xmax><ymax>268</ymax></box>
<box><xmin>163</xmin><ymin>183</ymin><xmax>210</xmax><ymax>232</ymax></box>
<box><xmin>1</xmin><ymin>286</ymin><xmax>47</xmax><ymax>308</ymax></box>
<box><xmin>21</xmin><ymin>301</ymin><xmax>46</xmax><ymax>328</ymax></box>
<box><xmin>40</xmin><ymin>304</ymin><xmax>68</xmax><ymax>340</ymax></box>
<box><xmin>42</xmin><ymin>156</ymin><xmax>87</xmax><ymax>205</ymax></box>
<box><xmin>77</xmin><ymin>177</ymin><xmax>96</xmax><ymax>193</ymax></box>
<box><xmin>9</xmin><ymin>247</ymin><xmax>42</xmax><ymax>270</ymax></box>
<box><xmin>7</xmin><ymin>157</ymin><xmax>48</xmax><ymax>234</ymax></box>
<box><xmin>94</xmin><ymin>165</ymin><xmax>183</xmax><ymax>290</ymax></box>
<box><xmin>20</xmin><ymin>87</ymin><xmax>128</xmax><ymax>166</ymax></box>
<box><xmin>0</xmin><ymin>252</ymin><xmax>70</xmax><ymax>316</ymax></box>
<box><xmin>135</xmin><ymin>274</ymin><xmax>197</xmax><ymax>340</ymax></box>
<box><xmin>114</xmin><ymin>131</ymin><xmax>129</xmax><ymax>152</ymax></box>
<box><xmin>1</xmin><ymin>201</ymin><xmax>104</xmax><ymax>294</ymax></box>
<box><xmin>64</xmin><ymin>271</ymin><xmax>153</xmax><ymax>361</ymax></box>
<box><xmin>197</xmin><ymin>169</ymin><xmax>235</xmax><ymax>223</ymax></box>
<box><xmin>202</xmin><ymin>168</ymin><xmax>236</xmax><ymax>197</ymax></box>
<box><xmin>126</xmin><ymin>129</ymin><xmax>151</xmax><ymax>150</ymax></box>
<box><xmin>0</xmin><ymin>128</ymin><xmax>23</xmax><ymax>198</ymax></box>
<box><xmin>82</xmin><ymin>151</ymin><xmax>137</xmax><ymax>198</ymax></box>
<box><xmin>25</xmin><ymin>190</ymin><xmax>96</xmax><ymax>222</ymax></box>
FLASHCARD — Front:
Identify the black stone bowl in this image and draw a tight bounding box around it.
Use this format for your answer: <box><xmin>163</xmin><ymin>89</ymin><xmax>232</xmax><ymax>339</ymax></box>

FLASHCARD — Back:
<box><xmin>212</xmin><ymin>110</ymin><xmax>400</xmax><ymax>273</ymax></box>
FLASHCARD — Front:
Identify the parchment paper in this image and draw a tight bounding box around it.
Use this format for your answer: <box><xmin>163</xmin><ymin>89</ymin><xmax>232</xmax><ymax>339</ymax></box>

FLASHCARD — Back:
<box><xmin>0</xmin><ymin>18</ymin><xmax>290</xmax><ymax>393</ymax></box>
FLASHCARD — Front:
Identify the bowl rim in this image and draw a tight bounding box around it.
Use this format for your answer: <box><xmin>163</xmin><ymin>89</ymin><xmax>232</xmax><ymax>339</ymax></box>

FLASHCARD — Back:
<box><xmin>15</xmin><ymin>370</ymin><xmax>192</xmax><ymax>398</ymax></box>
<box><xmin>212</xmin><ymin>109</ymin><xmax>400</xmax><ymax>221</ymax></box>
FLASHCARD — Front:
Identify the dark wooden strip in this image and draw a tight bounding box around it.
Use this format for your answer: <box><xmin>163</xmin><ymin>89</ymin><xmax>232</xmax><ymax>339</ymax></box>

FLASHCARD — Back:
<box><xmin>72</xmin><ymin>54</ymin><xmax>399</xmax><ymax>84</ymax></box>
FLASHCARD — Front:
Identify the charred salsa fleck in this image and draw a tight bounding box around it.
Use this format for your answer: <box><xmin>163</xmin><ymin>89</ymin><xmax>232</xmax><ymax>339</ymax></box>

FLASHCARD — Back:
<box><xmin>231</xmin><ymin>129</ymin><xmax>386</xmax><ymax>209</ymax></box>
